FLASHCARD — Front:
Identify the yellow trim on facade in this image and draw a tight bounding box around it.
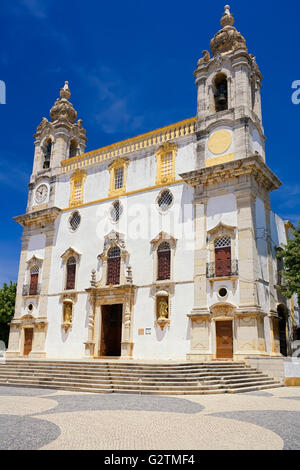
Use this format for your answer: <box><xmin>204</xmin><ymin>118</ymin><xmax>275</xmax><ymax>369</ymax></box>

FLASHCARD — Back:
<box><xmin>61</xmin><ymin>117</ymin><xmax>197</xmax><ymax>173</ymax></box>
<box><xmin>63</xmin><ymin>179</ymin><xmax>184</xmax><ymax>212</ymax></box>
<box><xmin>206</xmin><ymin>153</ymin><xmax>235</xmax><ymax>168</ymax></box>
<box><xmin>155</xmin><ymin>142</ymin><xmax>178</xmax><ymax>185</ymax></box>
<box><xmin>108</xmin><ymin>158</ymin><xmax>129</xmax><ymax>197</ymax></box>
<box><xmin>69</xmin><ymin>169</ymin><xmax>87</xmax><ymax>207</ymax></box>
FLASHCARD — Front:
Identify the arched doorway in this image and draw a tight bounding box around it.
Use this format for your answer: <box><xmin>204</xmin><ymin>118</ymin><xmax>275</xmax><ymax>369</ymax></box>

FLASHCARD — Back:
<box><xmin>277</xmin><ymin>304</ymin><xmax>288</xmax><ymax>357</ymax></box>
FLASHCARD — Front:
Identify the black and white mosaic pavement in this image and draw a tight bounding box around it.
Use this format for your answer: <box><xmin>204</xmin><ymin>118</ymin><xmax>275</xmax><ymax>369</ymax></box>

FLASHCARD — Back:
<box><xmin>0</xmin><ymin>385</ymin><xmax>299</xmax><ymax>450</ymax></box>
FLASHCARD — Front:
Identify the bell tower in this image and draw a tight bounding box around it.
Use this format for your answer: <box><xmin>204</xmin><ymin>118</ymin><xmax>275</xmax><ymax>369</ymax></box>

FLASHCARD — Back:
<box><xmin>31</xmin><ymin>82</ymin><xmax>87</xmax><ymax>178</ymax></box>
<box><xmin>194</xmin><ymin>5</ymin><xmax>265</xmax><ymax>168</ymax></box>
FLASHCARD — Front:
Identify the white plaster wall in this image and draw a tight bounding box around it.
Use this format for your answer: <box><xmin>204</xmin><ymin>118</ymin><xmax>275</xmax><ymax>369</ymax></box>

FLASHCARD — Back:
<box><xmin>45</xmin><ymin>294</ymin><xmax>88</xmax><ymax>358</ymax></box>
<box><xmin>54</xmin><ymin>139</ymin><xmax>196</xmax><ymax>210</ymax></box>
<box><xmin>46</xmin><ymin>181</ymin><xmax>194</xmax><ymax>358</ymax></box>
<box><xmin>133</xmin><ymin>283</ymin><xmax>193</xmax><ymax>360</ymax></box>
<box><xmin>206</xmin><ymin>193</ymin><xmax>237</xmax><ymax>232</ymax></box>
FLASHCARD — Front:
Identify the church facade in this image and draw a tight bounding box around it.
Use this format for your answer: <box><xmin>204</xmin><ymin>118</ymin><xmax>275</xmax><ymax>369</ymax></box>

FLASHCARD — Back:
<box><xmin>7</xmin><ymin>6</ymin><xmax>299</xmax><ymax>361</ymax></box>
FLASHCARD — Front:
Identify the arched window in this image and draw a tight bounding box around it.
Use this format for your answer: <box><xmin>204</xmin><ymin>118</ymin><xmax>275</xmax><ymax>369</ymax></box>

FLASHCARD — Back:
<box><xmin>69</xmin><ymin>139</ymin><xmax>78</xmax><ymax>159</ymax></box>
<box><xmin>107</xmin><ymin>247</ymin><xmax>121</xmax><ymax>285</ymax></box>
<box><xmin>215</xmin><ymin>236</ymin><xmax>231</xmax><ymax>277</ymax></box>
<box><xmin>29</xmin><ymin>266</ymin><xmax>39</xmax><ymax>295</ymax></box>
<box><xmin>43</xmin><ymin>139</ymin><xmax>52</xmax><ymax>169</ymax></box>
<box><xmin>66</xmin><ymin>257</ymin><xmax>76</xmax><ymax>290</ymax></box>
<box><xmin>157</xmin><ymin>242</ymin><xmax>171</xmax><ymax>281</ymax></box>
<box><xmin>214</xmin><ymin>74</ymin><xmax>228</xmax><ymax>112</ymax></box>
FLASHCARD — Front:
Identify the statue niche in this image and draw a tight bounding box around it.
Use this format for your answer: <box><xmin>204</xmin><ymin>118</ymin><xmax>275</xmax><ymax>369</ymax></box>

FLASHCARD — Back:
<box><xmin>62</xmin><ymin>301</ymin><xmax>73</xmax><ymax>332</ymax></box>
<box><xmin>155</xmin><ymin>293</ymin><xmax>170</xmax><ymax>330</ymax></box>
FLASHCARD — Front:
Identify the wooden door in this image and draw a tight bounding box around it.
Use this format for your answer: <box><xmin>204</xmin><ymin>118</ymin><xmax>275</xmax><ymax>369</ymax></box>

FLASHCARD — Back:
<box><xmin>29</xmin><ymin>273</ymin><xmax>38</xmax><ymax>295</ymax></box>
<box><xmin>216</xmin><ymin>321</ymin><xmax>233</xmax><ymax>359</ymax></box>
<box><xmin>100</xmin><ymin>305</ymin><xmax>122</xmax><ymax>357</ymax></box>
<box><xmin>215</xmin><ymin>247</ymin><xmax>231</xmax><ymax>277</ymax></box>
<box><xmin>24</xmin><ymin>328</ymin><xmax>33</xmax><ymax>356</ymax></box>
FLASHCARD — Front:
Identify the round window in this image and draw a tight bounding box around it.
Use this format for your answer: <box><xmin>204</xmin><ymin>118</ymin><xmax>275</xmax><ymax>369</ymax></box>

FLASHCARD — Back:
<box><xmin>218</xmin><ymin>288</ymin><xmax>228</xmax><ymax>299</ymax></box>
<box><xmin>28</xmin><ymin>304</ymin><xmax>34</xmax><ymax>312</ymax></box>
<box><xmin>69</xmin><ymin>211</ymin><xmax>81</xmax><ymax>231</ymax></box>
<box><xmin>110</xmin><ymin>201</ymin><xmax>123</xmax><ymax>223</ymax></box>
<box><xmin>157</xmin><ymin>190</ymin><xmax>174</xmax><ymax>213</ymax></box>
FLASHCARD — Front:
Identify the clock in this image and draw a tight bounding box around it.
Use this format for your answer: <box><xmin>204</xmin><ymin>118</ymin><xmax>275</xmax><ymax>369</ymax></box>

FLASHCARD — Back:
<box><xmin>35</xmin><ymin>184</ymin><xmax>48</xmax><ymax>204</ymax></box>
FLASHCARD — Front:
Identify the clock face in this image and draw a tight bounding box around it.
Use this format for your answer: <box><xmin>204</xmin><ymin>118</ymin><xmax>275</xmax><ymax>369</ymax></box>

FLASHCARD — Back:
<box><xmin>35</xmin><ymin>184</ymin><xmax>48</xmax><ymax>204</ymax></box>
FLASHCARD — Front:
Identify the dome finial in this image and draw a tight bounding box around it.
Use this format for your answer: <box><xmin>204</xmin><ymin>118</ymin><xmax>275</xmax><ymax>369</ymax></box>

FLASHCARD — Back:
<box><xmin>50</xmin><ymin>81</ymin><xmax>77</xmax><ymax>123</ymax></box>
<box><xmin>60</xmin><ymin>81</ymin><xmax>71</xmax><ymax>100</ymax></box>
<box><xmin>221</xmin><ymin>4</ymin><xmax>234</xmax><ymax>28</ymax></box>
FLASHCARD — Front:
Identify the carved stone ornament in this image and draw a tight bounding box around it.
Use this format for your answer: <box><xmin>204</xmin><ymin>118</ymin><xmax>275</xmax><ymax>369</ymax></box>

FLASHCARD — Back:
<box><xmin>210</xmin><ymin>5</ymin><xmax>247</xmax><ymax>56</ymax></box>
<box><xmin>197</xmin><ymin>50</ymin><xmax>211</xmax><ymax>67</ymax></box>
<box><xmin>211</xmin><ymin>303</ymin><xmax>236</xmax><ymax>318</ymax></box>
<box><xmin>102</xmin><ymin>230</ymin><xmax>126</xmax><ymax>252</ymax></box>
<box><xmin>50</xmin><ymin>82</ymin><xmax>77</xmax><ymax>124</ymax></box>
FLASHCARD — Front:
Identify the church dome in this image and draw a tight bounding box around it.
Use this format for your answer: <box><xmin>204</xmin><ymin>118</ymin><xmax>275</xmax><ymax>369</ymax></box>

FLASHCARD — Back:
<box><xmin>210</xmin><ymin>5</ymin><xmax>247</xmax><ymax>56</ymax></box>
<box><xmin>50</xmin><ymin>81</ymin><xmax>77</xmax><ymax>123</ymax></box>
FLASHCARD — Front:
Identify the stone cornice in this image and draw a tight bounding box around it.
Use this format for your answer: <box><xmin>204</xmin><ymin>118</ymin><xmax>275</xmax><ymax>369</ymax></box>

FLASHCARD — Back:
<box><xmin>180</xmin><ymin>156</ymin><xmax>282</xmax><ymax>193</ymax></box>
<box><xmin>14</xmin><ymin>207</ymin><xmax>61</xmax><ymax>228</ymax></box>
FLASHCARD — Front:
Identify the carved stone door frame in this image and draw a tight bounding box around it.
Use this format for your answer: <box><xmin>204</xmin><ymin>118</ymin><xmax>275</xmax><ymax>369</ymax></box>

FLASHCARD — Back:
<box><xmin>85</xmin><ymin>285</ymin><xmax>136</xmax><ymax>359</ymax></box>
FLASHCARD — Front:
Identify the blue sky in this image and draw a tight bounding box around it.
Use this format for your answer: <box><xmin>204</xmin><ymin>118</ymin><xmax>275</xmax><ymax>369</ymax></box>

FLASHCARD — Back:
<box><xmin>0</xmin><ymin>0</ymin><xmax>299</xmax><ymax>286</ymax></box>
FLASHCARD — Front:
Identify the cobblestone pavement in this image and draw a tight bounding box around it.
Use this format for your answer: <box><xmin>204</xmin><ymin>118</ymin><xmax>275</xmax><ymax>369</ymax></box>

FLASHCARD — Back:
<box><xmin>0</xmin><ymin>386</ymin><xmax>299</xmax><ymax>450</ymax></box>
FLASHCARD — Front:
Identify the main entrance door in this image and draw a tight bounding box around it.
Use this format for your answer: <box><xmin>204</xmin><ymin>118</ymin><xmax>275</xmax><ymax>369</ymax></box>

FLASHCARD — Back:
<box><xmin>100</xmin><ymin>304</ymin><xmax>122</xmax><ymax>357</ymax></box>
<box><xmin>24</xmin><ymin>328</ymin><xmax>34</xmax><ymax>356</ymax></box>
<box><xmin>216</xmin><ymin>321</ymin><xmax>233</xmax><ymax>359</ymax></box>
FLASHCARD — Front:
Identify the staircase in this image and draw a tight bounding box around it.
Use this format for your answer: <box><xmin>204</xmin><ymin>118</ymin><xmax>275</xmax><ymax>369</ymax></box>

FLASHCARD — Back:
<box><xmin>0</xmin><ymin>360</ymin><xmax>283</xmax><ymax>395</ymax></box>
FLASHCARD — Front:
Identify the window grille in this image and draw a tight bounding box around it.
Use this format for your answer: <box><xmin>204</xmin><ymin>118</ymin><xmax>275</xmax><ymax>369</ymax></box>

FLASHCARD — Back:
<box><xmin>157</xmin><ymin>242</ymin><xmax>171</xmax><ymax>281</ymax></box>
<box><xmin>70</xmin><ymin>212</ymin><xmax>81</xmax><ymax>231</ymax></box>
<box><xmin>111</xmin><ymin>201</ymin><xmax>123</xmax><ymax>223</ymax></box>
<box><xmin>157</xmin><ymin>190</ymin><xmax>173</xmax><ymax>212</ymax></box>
<box><xmin>114</xmin><ymin>167</ymin><xmax>124</xmax><ymax>190</ymax></box>
<box><xmin>161</xmin><ymin>153</ymin><xmax>173</xmax><ymax>177</ymax></box>
<box><xmin>74</xmin><ymin>180</ymin><xmax>82</xmax><ymax>201</ymax></box>
<box><xmin>215</xmin><ymin>236</ymin><xmax>231</xmax><ymax>249</ymax></box>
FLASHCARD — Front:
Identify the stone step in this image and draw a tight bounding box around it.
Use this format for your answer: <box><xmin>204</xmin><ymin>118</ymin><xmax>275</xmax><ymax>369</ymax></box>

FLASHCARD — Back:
<box><xmin>0</xmin><ymin>366</ymin><xmax>254</xmax><ymax>377</ymax></box>
<box><xmin>0</xmin><ymin>375</ymin><xmax>280</xmax><ymax>391</ymax></box>
<box><xmin>0</xmin><ymin>373</ymin><xmax>270</xmax><ymax>389</ymax></box>
<box><xmin>0</xmin><ymin>369</ymin><xmax>266</xmax><ymax>381</ymax></box>
<box><xmin>0</xmin><ymin>372</ymin><xmax>268</xmax><ymax>386</ymax></box>
<box><xmin>0</xmin><ymin>379</ymin><xmax>283</xmax><ymax>395</ymax></box>
<box><xmin>0</xmin><ymin>360</ymin><xmax>282</xmax><ymax>396</ymax></box>
<box><xmin>2</xmin><ymin>362</ymin><xmax>248</xmax><ymax>371</ymax></box>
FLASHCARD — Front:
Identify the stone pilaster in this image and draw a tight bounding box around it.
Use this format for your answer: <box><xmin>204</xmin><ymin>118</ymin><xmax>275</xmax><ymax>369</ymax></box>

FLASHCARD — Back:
<box><xmin>264</xmin><ymin>197</ymin><xmax>277</xmax><ymax>314</ymax></box>
<box><xmin>236</xmin><ymin>191</ymin><xmax>259</xmax><ymax>309</ymax></box>
<box><xmin>193</xmin><ymin>194</ymin><xmax>208</xmax><ymax>311</ymax></box>
<box><xmin>13</xmin><ymin>232</ymin><xmax>30</xmax><ymax>319</ymax></box>
<box><xmin>38</xmin><ymin>225</ymin><xmax>55</xmax><ymax>318</ymax></box>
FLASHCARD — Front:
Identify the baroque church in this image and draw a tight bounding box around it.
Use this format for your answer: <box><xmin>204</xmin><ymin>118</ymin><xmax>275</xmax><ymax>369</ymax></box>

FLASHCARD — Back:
<box><xmin>7</xmin><ymin>6</ymin><xmax>299</xmax><ymax>362</ymax></box>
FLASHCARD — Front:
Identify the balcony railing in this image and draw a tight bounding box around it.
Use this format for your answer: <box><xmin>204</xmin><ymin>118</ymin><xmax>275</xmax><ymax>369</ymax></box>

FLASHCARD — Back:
<box><xmin>206</xmin><ymin>260</ymin><xmax>239</xmax><ymax>279</ymax></box>
<box><xmin>22</xmin><ymin>284</ymin><xmax>41</xmax><ymax>296</ymax></box>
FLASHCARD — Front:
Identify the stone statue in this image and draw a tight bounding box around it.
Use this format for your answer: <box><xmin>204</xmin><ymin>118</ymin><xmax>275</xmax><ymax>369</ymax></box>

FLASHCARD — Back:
<box><xmin>158</xmin><ymin>299</ymin><xmax>169</xmax><ymax>321</ymax></box>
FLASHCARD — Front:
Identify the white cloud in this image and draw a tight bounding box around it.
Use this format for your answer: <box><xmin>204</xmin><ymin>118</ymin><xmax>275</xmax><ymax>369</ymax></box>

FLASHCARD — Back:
<box><xmin>75</xmin><ymin>66</ymin><xmax>145</xmax><ymax>135</ymax></box>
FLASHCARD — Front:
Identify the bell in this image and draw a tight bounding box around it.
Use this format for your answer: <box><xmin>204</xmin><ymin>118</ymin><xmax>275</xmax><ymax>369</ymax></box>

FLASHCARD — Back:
<box><xmin>214</xmin><ymin>83</ymin><xmax>228</xmax><ymax>111</ymax></box>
